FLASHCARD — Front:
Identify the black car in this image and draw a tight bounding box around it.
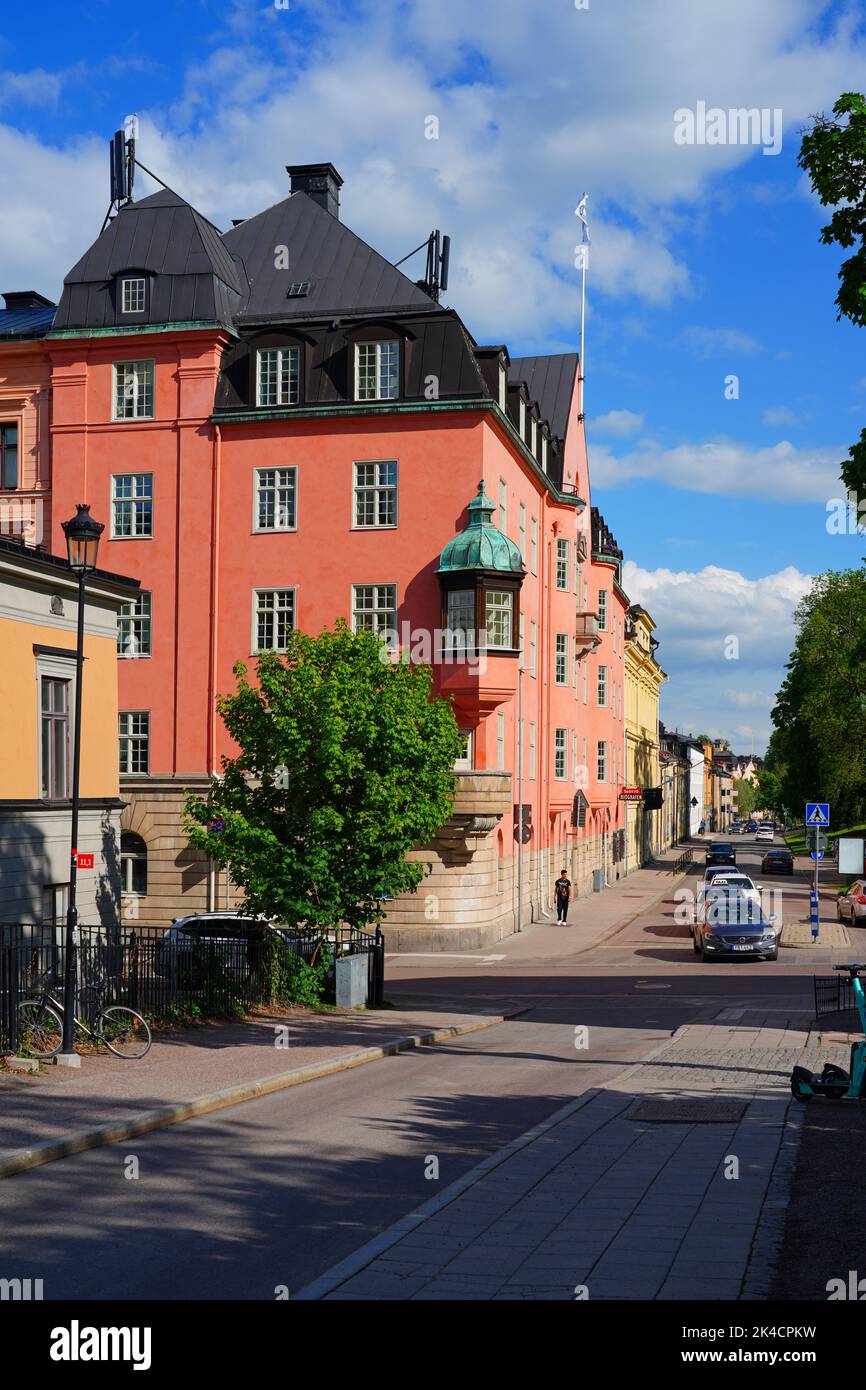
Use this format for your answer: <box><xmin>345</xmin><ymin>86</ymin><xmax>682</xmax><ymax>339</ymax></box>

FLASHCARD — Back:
<box><xmin>693</xmin><ymin>893</ymin><xmax>780</xmax><ymax>961</ymax></box>
<box><xmin>705</xmin><ymin>841</ymin><xmax>737</xmax><ymax>867</ymax></box>
<box><xmin>762</xmin><ymin>848</ymin><xmax>794</xmax><ymax>876</ymax></box>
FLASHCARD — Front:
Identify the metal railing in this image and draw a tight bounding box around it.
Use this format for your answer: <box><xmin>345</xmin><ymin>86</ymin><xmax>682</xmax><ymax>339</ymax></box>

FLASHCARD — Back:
<box><xmin>0</xmin><ymin>925</ymin><xmax>20</xmax><ymax>1055</ymax></box>
<box><xmin>672</xmin><ymin>848</ymin><xmax>693</xmax><ymax>873</ymax></box>
<box><xmin>11</xmin><ymin>921</ymin><xmax>385</xmax><ymax>1021</ymax></box>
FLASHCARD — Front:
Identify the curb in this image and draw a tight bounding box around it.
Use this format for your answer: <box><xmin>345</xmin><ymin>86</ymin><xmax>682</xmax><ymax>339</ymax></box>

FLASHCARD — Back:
<box><xmin>0</xmin><ymin>1008</ymin><xmax>523</xmax><ymax>1181</ymax></box>
<box><xmin>294</xmin><ymin>1027</ymin><xmax>685</xmax><ymax>1300</ymax></box>
<box><xmin>564</xmin><ymin>858</ymin><xmax>701</xmax><ymax>956</ymax></box>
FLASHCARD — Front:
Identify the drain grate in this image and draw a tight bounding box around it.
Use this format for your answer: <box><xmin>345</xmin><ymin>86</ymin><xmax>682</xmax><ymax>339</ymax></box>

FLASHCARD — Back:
<box><xmin>628</xmin><ymin>1098</ymin><xmax>747</xmax><ymax>1124</ymax></box>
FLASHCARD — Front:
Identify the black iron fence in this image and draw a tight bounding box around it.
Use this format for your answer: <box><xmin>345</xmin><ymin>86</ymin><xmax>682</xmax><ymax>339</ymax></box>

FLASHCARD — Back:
<box><xmin>0</xmin><ymin>924</ymin><xmax>20</xmax><ymax>1055</ymax></box>
<box><xmin>10</xmin><ymin>921</ymin><xmax>385</xmax><ymax>1024</ymax></box>
<box><xmin>672</xmin><ymin>848</ymin><xmax>693</xmax><ymax>873</ymax></box>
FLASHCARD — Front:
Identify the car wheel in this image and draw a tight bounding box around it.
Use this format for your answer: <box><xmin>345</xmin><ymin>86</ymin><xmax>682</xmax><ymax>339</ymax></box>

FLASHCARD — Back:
<box><xmin>693</xmin><ymin>934</ymin><xmax>700</xmax><ymax>955</ymax></box>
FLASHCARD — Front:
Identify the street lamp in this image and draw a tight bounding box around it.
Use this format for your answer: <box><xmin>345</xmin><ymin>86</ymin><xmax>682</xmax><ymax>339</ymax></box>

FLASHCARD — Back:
<box><xmin>59</xmin><ymin>504</ymin><xmax>104</xmax><ymax>1055</ymax></box>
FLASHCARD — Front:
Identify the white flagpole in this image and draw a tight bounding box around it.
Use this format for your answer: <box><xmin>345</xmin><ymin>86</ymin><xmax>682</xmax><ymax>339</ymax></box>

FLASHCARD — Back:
<box><xmin>576</xmin><ymin>192</ymin><xmax>589</xmax><ymax>421</ymax></box>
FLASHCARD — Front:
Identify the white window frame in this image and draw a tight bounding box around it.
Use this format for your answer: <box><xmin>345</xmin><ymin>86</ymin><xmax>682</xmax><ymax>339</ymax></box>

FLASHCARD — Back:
<box><xmin>353</xmin><ymin>460</ymin><xmax>398</xmax><ymax>529</ymax></box>
<box><xmin>484</xmin><ymin>589</ymin><xmax>513</xmax><ymax>650</ymax></box>
<box><xmin>256</xmin><ymin>347</ymin><xmax>300</xmax><ymax>407</ymax></box>
<box><xmin>519</xmin><ymin>612</ymin><xmax>525</xmax><ymax>670</ymax></box>
<box><xmin>351</xmin><ymin>583</ymin><xmax>397</xmax><ymax>638</ymax></box>
<box><xmin>530</xmin><ymin>516</ymin><xmax>538</xmax><ymax>575</ymax></box>
<box><xmin>519</xmin><ymin>503</ymin><xmax>526</xmax><ymax>560</ymax></box>
<box><xmin>598</xmin><ymin>664</ymin><xmax>608</xmax><ymax>707</ymax></box>
<box><xmin>597</xmin><ymin>740</ymin><xmax>608</xmax><ymax>784</ymax></box>
<box><xmin>254</xmin><ymin>466</ymin><xmax>297</xmax><ymax>532</ymax></box>
<box><xmin>252</xmin><ymin>587</ymin><xmax>297</xmax><ymax>654</ymax></box>
<box><xmin>117</xmin><ymin>590</ymin><xmax>152</xmax><ymax>658</ymax></box>
<box><xmin>555</xmin><ymin>633</ymin><xmax>569</xmax><ymax>686</ymax></box>
<box><xmin>554</xmin><ymin>728</ymin><xmax>568</xmax><ymax>780</ymax></box>
<box><xmin>121</xmin><ymin>277</ymin><xmax>146</xmax><ymax>314</ymax></box>
<box><xmin>111</xmin><ymin>473</ymin><xmax>153</xmax><ymax>539</ymax></box>
<box><xmin>113</xmin><ymin>360</ymin><xmax>154</xmax><ymax>421</ymax></box>
<box><xmin>529</xmin><ymin>619</ymin><xmax>537</xmax><ymax>676</ymax></box>
<box><xmin>355</xmin><ymin>340</ymin><xmax>400</xmax><ymax>401</ymax></box>
<box><xmin>598</xmin><ymin>589</ymin><xmax>608</xmax><ymax>632</ymax></box>
<box><xmin>118</xmin><ymin>710</ymin><xmax>150</xmax><ymax>776</ymax></box>
<box><xmin>455</xmin><ymin>729</ymin><xmax>474</xmax><ymax>771</ymax></box>
<box><xmin>556</xmin><ymin>538</ymin><xmax>570</xmax><ymax>591</ymax></box>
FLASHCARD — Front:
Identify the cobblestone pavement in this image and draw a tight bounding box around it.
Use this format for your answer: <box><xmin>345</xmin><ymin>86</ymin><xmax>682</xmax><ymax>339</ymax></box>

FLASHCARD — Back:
<box><xmin>300</xmin><ymin>1012</ymin><xmax>847</xmax><ymax>1301</ymax></box>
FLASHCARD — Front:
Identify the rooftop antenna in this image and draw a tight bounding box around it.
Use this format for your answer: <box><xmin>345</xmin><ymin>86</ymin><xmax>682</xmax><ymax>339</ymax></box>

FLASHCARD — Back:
<box><xmin>394</xmin><ymin>229</ymin><xmax>450</xmax><ymax>302</ymax></box>
<box><xmin>101</xmin><ymin>114</ymin><xmax>138</xmax><ymax>232</ymax></box>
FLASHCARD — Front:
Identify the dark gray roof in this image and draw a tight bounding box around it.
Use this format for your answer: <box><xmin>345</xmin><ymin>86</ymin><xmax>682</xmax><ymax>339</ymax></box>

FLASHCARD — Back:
<box><xmin>53</xmin><ymin>189</ymin><xmax>244</xmax><ymax>331</ymax></box>
<box><xmin>509</xmin><ymin>353</ymin><xmax>578</xmax><ymax>443</ymax></box>
<box><xmin>0</xmin><ymin>305</ymin><xmax>56</xmax><ymax>340</ymax></box>
<box><xmin>222</xmin><ymin>191</ymin><xmax>437</xmax><ymax>321</ymax></box>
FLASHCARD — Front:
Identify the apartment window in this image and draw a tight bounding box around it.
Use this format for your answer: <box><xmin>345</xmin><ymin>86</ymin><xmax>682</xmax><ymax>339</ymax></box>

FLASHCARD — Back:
<box><xmin>497</xmin><ymin>713</ymin><xmax>506</xmax><ymax>771</ymax></box>
<box><xmin>113</xmin><ymin>360</ymin><xmax>154</xmax><ymax>420</ymax></box>
<box><xmin>597</xmin><ymin>740</ymin><xmax>608</xmax><ymax>783</ymax></box>
<box><xmin>355</xmin><ymin>341</ymin><xmax>399</xmax><ymax>401</ymax></box>
<box><xmin>582</xmin><ymin>736</ymin><xmax>587</xmax><ymax>777</ymax></box>
<box><xmin>498</xmin><ymin>479</ymin><xmax>507</xmax><ymax>532</ymax></box>
<box><xmin>455</xmin><ymin>730</ymin><xmax>474</xmax><ymax>771</ymax></box>
<box><xmin>519</xmin><ymin>503</ymin><xmax>526</xmax><ymax>560</ymax></box>
<box><xmin>352</xmin><ymin>583</ymin><xmax>397</xmax><ymax>636</ymax></box>
<box><xmin>598</xmin><ymin>664</ymin><xmax>608</xmax><ymax>707</ymax></box>
<box><xmin>41</xmin><ymin>883</ymin><xmax>68</xmax><ymax>926</ymax></box>
<box><xmin>111</xmin><ymin>473</ymin><xmax>153</xmax><ymax>538</ymax></box>
<box><xmin>255</xmin><ymin>466</ymin><xmax>297</xmax><ymax>531</ymax></box>
<box><xmin>519</xmin><ymin>612</ymin><xmax>525</xmax><ymax>669</ymax></box>
<box><xmin>354</xmin><ymin>461</ymin><xmax>397</xmax><ymax>528</ymax></box>
<box><xmin>253</xmin><ymin>588</ymin><xmax>296</xmax><ymax>652</ymax></box>
<box><xmin>257</xmin><ymin>347</ymin><xmax>300</xmax><ymax>407</ymax></box>
<box><xmin>597</xmin><ymin>589</ymin><xmax>608</xmax><ymax>631</ymax></box>
<box><xmin>555</xmin><ymin>633</ymin><xmax>569</xmax><ymax>685</ymax></box>
<box><xmin>117</xmin><ymin>591</ymin><xmax>152</xmax><ymax>658</ymax></box>
<box><xmin>572</xmin><ymin>732</ymin><xmax>579</xmax><ymax>782</ymax></box>
<box><xmin>530</xmin><ymin>620</ymin><xmax>537</xmax><ymax>676</ymax></box>
<box><xmin>0</xmin><ymin>424</ymin><xmax>18</xmax><ymax>488</ymax></box>
<box><xmin>119</xmin><ymin>711</ymin><xmax>150</xmax><ymax>775</ymax></box>
<box><xmin>41</xmin><ymin>677</ymin><xmax>69</xmax><ymax>799</ymax></box>
<box><xmin>554</xmin><ymin>728</ymin><xmax>568</xmax><ymax>780</ymax></box>
<box><xmin>484</xmin><ymin>590</ymin><xmax>513</xmax><ymax>650</ymax></box>
<box><xmin>446</xmin><ymin>588</ymin><xmax>475</xmax><ymax>641</ymax></box>
<box><xmin>530</xmin><ymin>516</ymin><xmax>538</xmax><ymax>574</ymax></box>
<box><xmin>121</xmin><ymin>277</ymin><xmax>145</xmax><ymax>314</ymax></box>
<box><xmin>556</xmin><ymin>538</ymin><xmax>570</xmax><ymax>591</ymax></box>
<box><xmin>582</xmin><ymin>660</ymin><xmax>588</xmax><ymax>704</ymax></box>
<box><xmin>529</xmin><ymin>722</ymin><xmax>536</xmax><ymax>780</ymax></box>
<box><xmin>120</xmin><ymin>832</ymin><xmax>147</xmax><ymax>894</ymax></box>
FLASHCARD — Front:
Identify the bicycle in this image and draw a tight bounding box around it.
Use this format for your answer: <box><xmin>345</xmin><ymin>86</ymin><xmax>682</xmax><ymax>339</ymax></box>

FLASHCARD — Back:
<box><xmin>791</xmin><ymin>963</ymin><xmax>866</xmax><ymax>1101</ymax></box>
<box><xmin>16</xmin><ymin>975</ymin><xmax>152</xmax><ymax>1060</ymax></box>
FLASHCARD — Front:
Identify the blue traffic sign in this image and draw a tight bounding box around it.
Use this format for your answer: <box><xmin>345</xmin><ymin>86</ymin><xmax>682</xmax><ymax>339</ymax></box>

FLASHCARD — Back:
<box><xmin>810</xmin><ymin>850</ymin><xmax>825</xmax><ymax>861</ymax></box>
<box><xmin>806</xmin><ymin>802</ymin><xmax>830</xmax><ymax>827</ymax></box>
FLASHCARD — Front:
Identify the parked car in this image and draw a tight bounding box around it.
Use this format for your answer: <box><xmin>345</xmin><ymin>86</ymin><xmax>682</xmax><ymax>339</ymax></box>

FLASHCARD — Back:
<box><xmin>704</xmin><ymin>865</ymin><xmax>743</xmax><ymax>884</ymax></box>
<box><xmin>746</xmin><ymin>820</ymin><xmax>758</xmax><ymax>833</ymax></box>
<box><xmin>154</xmin><ymin>913</ymin><xmax>311</xmax><ymax>983</ymax></box>
<box><xmin>705</xmin><ymin>841</ymin><xmax>737</xmax><ymax>867</ymax></box>
<box><xmin>762</xmin><ymin>848</ymin><xmax>794</xmax><ymax>876</ymax></box>
<box><xmin>837</xmin><ymin>882</ymin><xmax>866</xmax><ymax>926</ymax></box>
<box><xmin>755</xmin><ymin>825</ymin><xmax>775</xmax><ymax>843</ymax></box>
<box><xmin>693</xmin><ymin>892</ymin><xmax>780</xmax><ymax>961</ymax></box>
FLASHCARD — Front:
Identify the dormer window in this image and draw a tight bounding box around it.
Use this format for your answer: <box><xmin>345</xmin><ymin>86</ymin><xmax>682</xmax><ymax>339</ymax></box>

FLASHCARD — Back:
<box><xmin>498</xmin><ymin>362</ymin><xmax>507</xmax><ymax>410</ymax></box>
<box><xmin>356</xmin><ymin>341</ymin><xmax>399</xmax><ymax>401</ymax></box>
<box><xmin>519</xmin><ymin>396</ymin><xmax>526</xmax><ymax>438</ymax></box>
<box><xmin>121</xmin><ymin>277</ymin><xmax>146</xmax><ymax>314</ymax></box>
<box><xmin>257</xmin><ymin>347</ymin><xmax>300</xmax><ymax>406</ymax></box>
<box><xmin>531</xmin><ymin>417</ymin><xmax>538</xmax><ymax>457</ymax></box>
<box><xmin>541</xmin><ymin>430</ymin><xmax>549</xmax><ymax>473</ymax></box>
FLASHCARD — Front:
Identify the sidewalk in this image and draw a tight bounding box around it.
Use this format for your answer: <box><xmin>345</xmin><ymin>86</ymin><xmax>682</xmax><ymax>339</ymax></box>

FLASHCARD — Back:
<box><xmin>0</xmin><ymin>1001</ymin><xmax>515</xmax><ymax>1174</ymax></box>
<box><xmin>298</xmin><ymin>1007</ymin><xmax>845</xmax><ymax>1301</ymax></box>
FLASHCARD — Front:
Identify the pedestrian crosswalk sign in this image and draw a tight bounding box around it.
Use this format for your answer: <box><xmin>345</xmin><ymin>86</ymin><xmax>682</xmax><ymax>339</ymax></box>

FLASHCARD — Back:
<box><xmin>806</xmin><ymin>802</ymin><xmax>830</xmax><ymax>827</ymax></box>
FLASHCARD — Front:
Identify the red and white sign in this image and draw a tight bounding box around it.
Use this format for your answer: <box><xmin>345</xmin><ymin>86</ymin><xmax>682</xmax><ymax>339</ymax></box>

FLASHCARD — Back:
<box><xmin>76</xmin><ymin>853</ymin><xmax>95</xmax><ymax>870</ymax></box>
<box><xmin>619</xmin><ymin>787</ymin><xmax>643</xmax><ymax>803</ymax></box>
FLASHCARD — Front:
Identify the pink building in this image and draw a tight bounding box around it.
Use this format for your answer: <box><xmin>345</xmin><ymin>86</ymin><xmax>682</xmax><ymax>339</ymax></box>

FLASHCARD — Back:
<box><xmin>45</xmin><ymin>160</ymin><xmax>627</xmax><ymax>945</ymax></box>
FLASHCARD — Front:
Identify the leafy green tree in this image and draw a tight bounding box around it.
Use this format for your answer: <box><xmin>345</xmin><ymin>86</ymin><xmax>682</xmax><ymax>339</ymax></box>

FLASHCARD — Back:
<box><xmin>185</xmin><ymin>622</ymin><xmax>463</xmax><ymax>929</ymax></box>
<box><xmin>733</xmin><ymin>778</ymin><xmax>756</xmax><ymax>819</ymax></box>
<box><xmin>799</xmin><ymin>93</ymin><xmax>866</xmax><ymax>492</ymax></box>
<box><xmin>767</xmin><ymin>567</ymin><xmax>866</xmax><ymax>825</ymax></box>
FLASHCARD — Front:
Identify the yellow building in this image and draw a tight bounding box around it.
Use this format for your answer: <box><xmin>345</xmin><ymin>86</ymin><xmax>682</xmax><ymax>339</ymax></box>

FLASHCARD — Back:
<box><xmin>0</xmin><ymin>537</ymin><xmax>138</xmax><ymax>929</ymax></box>
<box><xmin>624</xmin><ymin>605</ymin><xmax>666</xmax><ymax>869</ymax></box>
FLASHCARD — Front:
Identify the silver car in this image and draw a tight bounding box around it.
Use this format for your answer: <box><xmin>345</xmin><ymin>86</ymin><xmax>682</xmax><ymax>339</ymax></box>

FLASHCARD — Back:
<box><xmin>837</xmin><ymin>882</ymin><xmax>866</xmax><ymax>925</ymax></box>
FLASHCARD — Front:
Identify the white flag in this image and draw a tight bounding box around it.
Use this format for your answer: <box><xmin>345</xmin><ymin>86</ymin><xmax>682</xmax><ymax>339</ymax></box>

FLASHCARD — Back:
<box><xmin>575</xmin><ymin>193</ymin><xmax>590</xmax><ymax>244</ymax></box>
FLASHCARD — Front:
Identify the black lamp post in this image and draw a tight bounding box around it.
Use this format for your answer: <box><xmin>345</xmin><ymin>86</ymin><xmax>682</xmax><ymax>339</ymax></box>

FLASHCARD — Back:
<box><xmin>59</xmin><ymin>504</ymin><xmax>104</xmax><ymax>1055</ymax></box>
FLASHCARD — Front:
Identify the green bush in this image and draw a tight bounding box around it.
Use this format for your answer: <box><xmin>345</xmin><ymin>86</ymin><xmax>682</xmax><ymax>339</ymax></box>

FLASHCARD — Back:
<box><xmin>268</xmin><ymin>945</ymin><xmax>330</xmax><ymax>1007</ymax></box>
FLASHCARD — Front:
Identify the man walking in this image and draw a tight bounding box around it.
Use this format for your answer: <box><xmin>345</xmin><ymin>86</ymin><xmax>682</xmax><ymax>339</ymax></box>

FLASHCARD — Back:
<box><xmin>554</xmin><ymin>868</ymin><xmax>572</xmax><ymax>924</ymax></box>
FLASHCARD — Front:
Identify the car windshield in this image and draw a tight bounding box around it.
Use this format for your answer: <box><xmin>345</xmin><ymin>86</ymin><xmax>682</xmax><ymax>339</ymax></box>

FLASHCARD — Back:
<box><xmin>706</xmin><ymin>896</ymin><xmax>766</xmax><ymax>926</ymax></box>
<box><xmin>711</xmin><ymin>844</ymin><xmax>734</xmax><ymax>853</ymax></box>
<box><xmin>707</xmin><ymin>876</ymin><xmax>752</xmax><ymax>891</ymax></box>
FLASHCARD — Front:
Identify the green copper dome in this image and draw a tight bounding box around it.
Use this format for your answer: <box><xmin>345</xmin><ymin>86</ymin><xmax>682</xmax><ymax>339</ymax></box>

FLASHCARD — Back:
<box><xmin>438</xmin><ymin>480</ymin><xmax>525</xmax><ymax>574</ymax></box>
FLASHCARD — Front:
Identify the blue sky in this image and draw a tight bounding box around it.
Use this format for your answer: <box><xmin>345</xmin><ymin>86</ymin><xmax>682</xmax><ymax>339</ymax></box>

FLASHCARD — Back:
<box><xmin>2</xmin><ymin>0</ymin><xmax>866</xmax><ymax>751</ymax></box>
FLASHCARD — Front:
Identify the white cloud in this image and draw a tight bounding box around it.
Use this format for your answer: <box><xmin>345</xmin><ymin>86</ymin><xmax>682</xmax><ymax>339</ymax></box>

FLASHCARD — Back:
<box><xmin>682</xmin><ymin>326</ymin><xmax>761</xmax><ymax>358</ymax></box>
<box><xmin>591</xmin><ymin>409</ymin><xmax>645</xmax><ymax>438</ymax></box>
<box><xmin>624</xmin><ymin>560</ymin><xmax>812</xmax><ymax>749</ymax></box>
<box><xmin>589</xmin><ymin>436</ymin><xmax>842</xmax><ymax>502</ymax></box>
<box><xmin>762</xmin><ymin>405</ymin><xmax>801</xmax><ymax>426</ymax></box>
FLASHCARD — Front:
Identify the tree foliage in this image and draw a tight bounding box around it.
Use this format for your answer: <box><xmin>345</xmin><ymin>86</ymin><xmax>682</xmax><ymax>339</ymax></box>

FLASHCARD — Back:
<box><xmin>733</xmin><ymin>778</ymin><xmax>756</xmax><ymax>819</ymax></box>
<box><xmin>185</xmin><ymin>622</ymin><xmax>463</xmax><ymax>929</ymax></box>
<box><xmin>767</xmin><ymin>567</ymin><xmax>866</xmax><ymax>824</ymax></box>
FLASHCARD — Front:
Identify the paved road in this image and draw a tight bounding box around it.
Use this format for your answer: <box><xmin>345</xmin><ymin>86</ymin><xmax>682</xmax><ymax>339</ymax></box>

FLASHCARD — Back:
<box><xmin>0</xmin><ymin>845</ymin><xmax>847</xmax><ymax>1301</ymax></box>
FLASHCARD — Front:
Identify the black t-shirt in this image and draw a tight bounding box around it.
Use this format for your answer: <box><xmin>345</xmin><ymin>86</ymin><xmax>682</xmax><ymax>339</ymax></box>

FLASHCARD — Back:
<box><xmin>555</xmin><ymin>877</ymin><xmax>571</xmax><ymax>899</ymax></box>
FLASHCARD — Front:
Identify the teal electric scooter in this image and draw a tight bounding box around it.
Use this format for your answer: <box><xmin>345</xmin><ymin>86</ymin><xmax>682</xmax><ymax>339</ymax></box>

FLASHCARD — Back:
<box><xmin>791</xmin><ymin>964</ymin><xmax>866</xmax><ymax>1101</ymax></box>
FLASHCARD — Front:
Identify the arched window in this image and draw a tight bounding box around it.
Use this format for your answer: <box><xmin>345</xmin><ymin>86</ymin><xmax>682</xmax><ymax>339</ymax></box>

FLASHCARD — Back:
<box><xmin>121</xmin><ymin>832</ymin><xmax>147</xmax><ymax>895</ymax></box>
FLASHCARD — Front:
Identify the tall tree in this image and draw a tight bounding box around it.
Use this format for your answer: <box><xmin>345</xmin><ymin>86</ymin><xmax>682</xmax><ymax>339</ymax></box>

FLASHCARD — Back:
<box><xmin>185</xmin><ymin>623</ymin><xmax>464</xmax><ymax>929</ymax></box>
<box><xmin>799</xmin><ymin>93</ymin><xmax>866</xmax><ymax>493</ymax></box>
